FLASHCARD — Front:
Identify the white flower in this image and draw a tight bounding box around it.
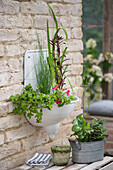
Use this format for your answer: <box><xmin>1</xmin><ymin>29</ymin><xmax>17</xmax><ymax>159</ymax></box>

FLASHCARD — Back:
<box><xmin>90</xmin><ymin>77</ymin><xmax>94</xmax><ymax>83</ymax></box>
<box><xmin>104</xmin><ymin>73</ymin><xmax>113</xmax><ymax>83</ymax></box>
<box><xmin>99</xmin><ymin>77</ymin><xmax>103</xmax><ymax>82</ymax></box>
<box><xmin>95</xmin><ymin>70</ymin><xmax>103</xmax><ymax>77</ymax></box>
<box><xmin>86</xmin><ymin>38</ymin><xmax>97</xmax><ymax>49</ymax></box>
<box><xmin>91</xmin><ymin>65</ymin><xmax>101</xmax><ymax>72</ymax></box>
<box><xmin>84</xmin><ymin>54</ymin><xmax>93</xmax><ymax>61</ymax></box>
<box><xmin>98</xmin><ymin>53</ymin><xmax>105</xmax><ymax>63</ymax></box>
<box><xmin>105</xmin><ymin>52</ymin><xmax>113</xmax><ymax>61</ymax></box>
<box><xmin>85</xmin><ymin>74</ymin><xmax>90</xmax><ymax>79</ymax></box>
<box><xmin>92</xmin><ymin>59</ymin><xmax>98</xmax><ymax>65</ymax></box>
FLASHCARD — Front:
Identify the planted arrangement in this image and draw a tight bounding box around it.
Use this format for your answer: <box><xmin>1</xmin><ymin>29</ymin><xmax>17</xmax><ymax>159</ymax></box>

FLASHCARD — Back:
<box><xmin>70</xmin><ymin>88</ymin><xmax>107</xmax><ymax>143</ymax></box>
<box><xmin>10</xmin><ymin>84</ymin><xmax>75</xmax><ymax>123</ymax></box>
<box><xmin>9</xmin><ymin>5</ymin><xmax>77</xmax><ymax>124</ymax></box>
<box><xmin>69</xmin><ymin>113</ymin><xmax>107</xmax><ymax>163</ymax></box>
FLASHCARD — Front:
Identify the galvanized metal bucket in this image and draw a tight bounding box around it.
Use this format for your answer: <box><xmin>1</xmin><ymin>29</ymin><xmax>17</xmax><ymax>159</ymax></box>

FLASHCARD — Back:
<box><xmin>69</xmin><ymin>139</ymin><xmax>105</xmax><ymax>163</ymax></box>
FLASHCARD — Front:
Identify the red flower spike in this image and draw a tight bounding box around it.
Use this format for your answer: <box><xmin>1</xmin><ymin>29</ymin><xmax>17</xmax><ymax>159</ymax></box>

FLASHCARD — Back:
<box><xmin>66</xmin><ymin>90</ymin><xmax>70</xmax><ymax>96</ymax></box>
<box><xmin>52</xmin><ymin>84</ymin><xmax>58</xmax><ymax>90</ymax></box>
<box><xmin>56</xmin><ymin>98</ymin><xmax>61</xmax><ymax>104</ymax></box>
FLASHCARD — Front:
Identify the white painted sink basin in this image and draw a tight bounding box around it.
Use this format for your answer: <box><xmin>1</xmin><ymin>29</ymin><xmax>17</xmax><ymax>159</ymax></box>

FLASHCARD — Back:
<box><xmin>26</xmin><ymin>97</ymin><xmax>79</xmax><ymax>139</ymax></box>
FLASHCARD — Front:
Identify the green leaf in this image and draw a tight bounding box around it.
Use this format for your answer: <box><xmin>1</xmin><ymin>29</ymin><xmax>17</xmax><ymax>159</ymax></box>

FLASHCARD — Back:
<box><xmin>47</xmin><ymin>4</ymin><xmax>58</xmax><ymax>30</ymax></box>
<box><xmin>47</xmin><ymin>19</ymin><xmax>51</xmax><ymax>59</ymax></box>
<box><xmin>61</xmin><ymin>28</ymin><xmax>68</xmax><ymax>40</ymax></box>
<box><xmin>63</xmin><ymin>64</ymin><xmax>68</xmax><ymax>75</ymax></box>
<box><xmin>72</xmin><ymin>119</ymin><xmax>78</xmax><ymax>125</ymax></box>
<box><xmin>72</xmin><ymin>124</ymin><xmax>80</xmax><ymax>132</ymax></box>
<box><xmin>53</xmin><ymin>28</ymin><xmax>68</xmax><ymax>41</ymax></box>
<box><xmin>61</xmin><ymin>47</ymin><xmax>68</xmax><ymax>64</ymax></box>
<box><xmin>27</xmin><ymin>113</ymin><xmax>34</xmax><ymax>119</ymax></box>
<box><xmin>64</xmin><ymin>75</ymin><xmax>74</xmax><ymax>93</ymax></box>
<box><xmin>99</xmin><ymin>119</ymin><xmax>106</xmax><ymax>124</ymax></box>
<box><xmin>92</xmin><ymin>117</ymin><xmax>98</xmax><ymax>123</ymax></box>
<box><xmin>86</xmin><ymin>122</ymin><xmax>90</xmax><ymax>129</ymax></box>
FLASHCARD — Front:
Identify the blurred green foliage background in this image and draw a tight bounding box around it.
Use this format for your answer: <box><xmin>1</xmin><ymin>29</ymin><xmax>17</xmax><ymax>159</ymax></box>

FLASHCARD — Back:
<box><xmin>82</xmin><ymin>0</ymin><xmax>103</xmax><ymax>56</ymax></box>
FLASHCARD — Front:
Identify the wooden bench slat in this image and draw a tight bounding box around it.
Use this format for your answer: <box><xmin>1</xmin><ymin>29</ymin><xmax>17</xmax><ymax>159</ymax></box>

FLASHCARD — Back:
<box><xmin>81</xmin><ymin>156</ymin><xmax>113</xmax><ymax>170</ymax></box>
<box><xmin>44</xmin><ymin>158</ymin><xmax>87</xmax><ymax>170</ymax></box>
<box><xmin>62</xmin><ymin>163</ymin><xmax>87</xmax><ymax>170</ymax></box>
<box><xmin>100</xmin><ymin>162</ymin><xmax>113</xmax><ymax>170</ymax></box>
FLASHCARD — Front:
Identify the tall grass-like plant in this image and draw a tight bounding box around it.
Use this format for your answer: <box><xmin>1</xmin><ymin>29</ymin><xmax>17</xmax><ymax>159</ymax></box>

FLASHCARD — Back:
<box><xmin>34</xmin><ymin>36</ymin><xmax>51</xmax><ymax>94</ymax></box>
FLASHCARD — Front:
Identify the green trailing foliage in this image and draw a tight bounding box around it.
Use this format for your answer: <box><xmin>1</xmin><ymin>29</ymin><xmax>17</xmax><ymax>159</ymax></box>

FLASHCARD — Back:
<box><xmin>9</xmin><ymin>84</ymin><xmax>76</xmax><ymax>123</ymax></box>
<box><xmin>71</xmin><ymin>114</ymin><xmax>107</xmax><ymax>142</ymax></box>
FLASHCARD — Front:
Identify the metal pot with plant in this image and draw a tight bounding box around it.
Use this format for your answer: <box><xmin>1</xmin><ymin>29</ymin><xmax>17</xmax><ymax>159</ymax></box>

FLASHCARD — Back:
<box><xmin>69</xmin><ymin>114</ymin><xmax>107</xmax><ymax>163</ymax></box>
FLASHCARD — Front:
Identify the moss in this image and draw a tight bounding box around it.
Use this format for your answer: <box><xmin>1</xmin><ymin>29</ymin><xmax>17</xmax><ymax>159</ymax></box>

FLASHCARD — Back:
<box><xmin>51</xmin><ymin>145</ymin><xmax>70</xmax><ymax>152</ymax></box>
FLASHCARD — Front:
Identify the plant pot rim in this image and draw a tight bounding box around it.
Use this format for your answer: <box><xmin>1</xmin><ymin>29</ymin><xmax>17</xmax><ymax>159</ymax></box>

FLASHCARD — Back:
<box><xmin>68</xmin><ymin>138</ymin><xmax>106</xmax><ymax>144</ymax></box>
<box><xmin>51</xmin><ymin>145</ymin><xmax>71</xmax><ymax>153</ymax></box>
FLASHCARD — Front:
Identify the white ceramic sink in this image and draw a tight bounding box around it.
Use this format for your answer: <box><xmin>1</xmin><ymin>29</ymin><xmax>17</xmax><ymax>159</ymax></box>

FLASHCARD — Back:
<box><xmin>26</xmin><ymin>98</ymin><xmax>79</xmax><ymax>139</ymax></box>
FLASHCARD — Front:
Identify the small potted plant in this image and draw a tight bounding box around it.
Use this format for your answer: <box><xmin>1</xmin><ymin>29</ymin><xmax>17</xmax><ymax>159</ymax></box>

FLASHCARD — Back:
<box><xmin>51</xmin><ymin>145</ymin><xmax>71</xmax><ymax>166</ymax></box>
<box><xmin>69</xmin><ymin>114</ymin><xmax>107</xmax><ymax>163</ymax></box>
<box><xmin>9</xmin><ymin>5</ymin><xmax>78</xmax><ymax>139</ymax></box>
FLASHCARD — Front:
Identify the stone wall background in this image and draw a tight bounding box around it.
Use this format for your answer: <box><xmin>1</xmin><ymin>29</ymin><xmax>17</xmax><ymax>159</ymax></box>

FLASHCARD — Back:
<box><xmin>0</xmin><ymin>0</ymin><xmax>83</xmax><ymax>169</ymax></box>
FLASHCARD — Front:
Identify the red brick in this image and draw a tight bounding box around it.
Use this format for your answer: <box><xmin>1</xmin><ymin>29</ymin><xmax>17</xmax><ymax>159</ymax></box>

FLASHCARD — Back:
<box><xmin>105</xmin><ymin>142</ymin><xmax>113</xmax><ymax>149</ymax></box>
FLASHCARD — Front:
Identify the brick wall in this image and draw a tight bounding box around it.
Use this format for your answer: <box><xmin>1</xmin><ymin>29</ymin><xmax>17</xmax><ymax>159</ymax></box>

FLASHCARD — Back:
<box><xmin>0</xmin><ymin>0</ymin><xmax>83</xmax><ymax>169</ymax></box>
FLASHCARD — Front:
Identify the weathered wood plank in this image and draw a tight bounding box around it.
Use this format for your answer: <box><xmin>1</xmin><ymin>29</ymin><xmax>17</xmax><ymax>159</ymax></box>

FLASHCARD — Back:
<box><xmin>62</xmin><ymin>163</ymin><xmax>87</xmax><ymax>170</ymax></box>
<box><xmin>12</xmin><ymin>164</ymin><xmax>31</xmax><ymax>170</ymax></box>
<box><xmin>81</xmin><ymin>156</ymin><xmax>113</xmax><ymax>170</ymax></box>
<box><xmin>103</xmin><ymin>0</ymin><xmax>113</xmax><ymax>99</ymax></box>
<box><xmin>100</xmin><ymin>162</ymin><xmax>113</xmax><ymax>170</ymax></box>
<box><xmin>45</xmin><ymin>159</ymin><xmax>73</xmax><ymax>170</ymax></box>
<box><xmin>46</xmin><ymin>166</ymin><xmax>65</xmax><ymax>170</ymax></box>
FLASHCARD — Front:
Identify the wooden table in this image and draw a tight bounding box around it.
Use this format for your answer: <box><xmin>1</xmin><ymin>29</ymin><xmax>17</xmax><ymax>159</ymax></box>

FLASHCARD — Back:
<box><xmin>13</xmin><ymin>156</ymin><xmax>113</xmax><ymax>170</ymax></box>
